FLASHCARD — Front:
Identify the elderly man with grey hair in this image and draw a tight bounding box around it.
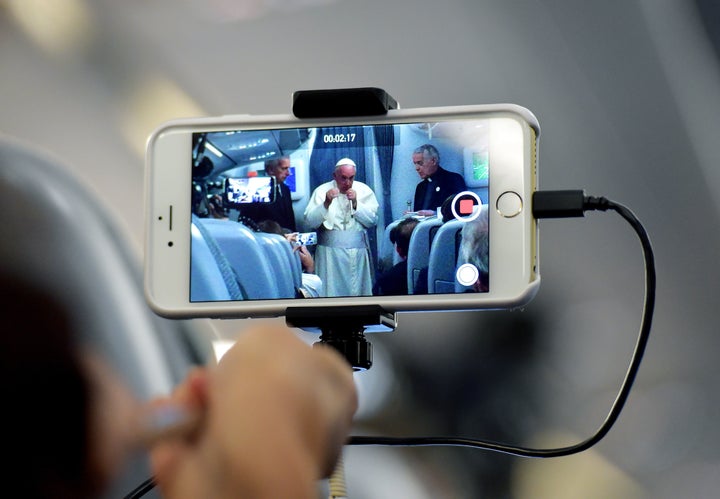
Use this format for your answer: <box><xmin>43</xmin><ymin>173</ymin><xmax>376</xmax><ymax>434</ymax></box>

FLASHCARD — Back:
<box><xmin>411</xmin><ymin>143</ymin><xmax>467</xmax><ymax>216</ymax></box>
<box><xmin>241</xmin><ymin>155</ymin><xmax>297</xmax><ymax>231</ymax></box>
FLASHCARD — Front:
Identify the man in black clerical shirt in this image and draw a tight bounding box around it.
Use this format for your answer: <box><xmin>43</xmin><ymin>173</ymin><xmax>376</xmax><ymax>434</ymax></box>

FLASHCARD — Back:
<box><xmin>241</xmin><ymin>156</ymin><xmax>297</xmax><ymax>232</ymax></box>
<box><xmin>411</xmin><ymin>144</ymin><xmax>467</xmax><ymax>216</ymax></box>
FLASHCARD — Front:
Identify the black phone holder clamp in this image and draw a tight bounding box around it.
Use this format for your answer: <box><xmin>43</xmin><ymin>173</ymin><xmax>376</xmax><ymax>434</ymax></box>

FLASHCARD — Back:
<box><xmin>292</xmin><ymin>87</ymin><xmax>399</xmax><ymax>118</ymax></box>
<box><xmin>286</xmin><ymin>306</ymin><xmax>396</xmax><ymax>371</ymax></box>
<box><xmin>287</xmin><ymin>87</ymin><xmax>399</xmax><ymax>371</ymax></box>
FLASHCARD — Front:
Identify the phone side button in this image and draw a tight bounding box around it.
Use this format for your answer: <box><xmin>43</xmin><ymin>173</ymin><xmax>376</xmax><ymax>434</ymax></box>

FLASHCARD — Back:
<box><xmin>496</xmin><ymin>191</ymin><xmax>523</xmax><ymax>218</ymax></box>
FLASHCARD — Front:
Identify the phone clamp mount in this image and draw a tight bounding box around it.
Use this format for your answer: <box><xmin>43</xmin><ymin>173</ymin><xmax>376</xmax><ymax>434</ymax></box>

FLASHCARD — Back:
<box><xmin>292</xmin><ymin>87</ymin><xmax>399</xmax><ymax>118</ymax></box>
<box><xmin>286</xmin><ymin>305</ymin><xmax>396</xmax><ymax>371</ymax></box>
<box><xmin>287</xmin><ymin>87</ymin><xmax>400</xmax><ymax>371</ymax></box>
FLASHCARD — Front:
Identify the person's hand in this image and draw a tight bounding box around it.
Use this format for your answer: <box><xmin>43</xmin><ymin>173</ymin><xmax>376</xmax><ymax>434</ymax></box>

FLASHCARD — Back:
<box><xmin>416</xmin><ymin>209</ymin><xmax>435</xmax><ymax>217</ymax></box>
<box><xmin>324</xmin><ymin>188</ymin><xmax>340</xmax><ymax>208</ymax></box>
<box><xmin>284</xmin><ymin>232</ymin><xmax>299</xmax><ymax>245</ymax></box>
<box><xmin>294</xmin><ymin>244</ymin><xmax>315</xmax><ymax>273</ymax></box>
<box><xmin>345</xmin><ymin>188</ymin><xmax>357</xmax><ymax>209</ymax></box>
<box><xmin>150</xmin><ymin>325</ymin><xmax>357</xmax><ymax>499</ymax></box>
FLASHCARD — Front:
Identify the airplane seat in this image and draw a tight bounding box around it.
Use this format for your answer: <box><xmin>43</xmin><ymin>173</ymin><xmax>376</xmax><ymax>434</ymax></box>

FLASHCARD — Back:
<box><xmin>267</xmin><ymin>233</ymin><xmax>303</xmax><ymax>292</ymax></box>
<box><xmin>280</xmin><ymin>236</ymin><xmax>302</xmax><ymax>297</ymax></box>
<box><xmin>406</xmin><ymin>217</ymin><xmax>443</xmax><ymax>294</ymax></box>
<box><xmin>194</xmin><ymin>218</ymin><xmax>280</xmax><ymax>299</ymax></box>
<box><xmin>0</xmin><ymin>135</ymin><xmax>212</xmax><ymax>499</ymax></box>
<box><xmin>254</xmin><ymin>232</ymin><xmax>298</xmax><ymax>298</ymax></box>
<box><xmin>281</xmin><ymin>236</ymin><xmax>304</xmax><ymax>292</ymax></box>
<box><xmin>428</xmin><ymin>223</ymin><xmax>442</xmax><ymax>247</ymax></box>
<box><xmin>378</xmin><ymin>219</ymin><xmax>401</xmax><ymax>274</ymax></box>
<box><xmin>427</xmin><ymin>219</ymin><xmax>465</xmax><ymax>294</ymax></box>
<box><xmin>190</xmin><ymin>215</ymin><xmax>245</xmax><ymax>301</ymax></box>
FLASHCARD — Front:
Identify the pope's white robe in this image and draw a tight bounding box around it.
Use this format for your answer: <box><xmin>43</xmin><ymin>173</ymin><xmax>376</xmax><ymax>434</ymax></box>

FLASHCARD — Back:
<box><xmin>304</xmin><ymin>180</ymin><xmax>379</xmax><ymax>297</ymax></box>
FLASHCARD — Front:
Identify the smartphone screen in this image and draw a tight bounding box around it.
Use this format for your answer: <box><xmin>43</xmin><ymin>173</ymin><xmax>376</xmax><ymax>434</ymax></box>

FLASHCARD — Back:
<box><xmin>295</xmin><ymin>232</ymin><xmax>317</xmax><ymax>246</ymax></box>
<box><xmin>145</xmin><ymin>105</ymin><xmax>539</xmax><ymax>317</ymax></box>
<box><xmin>224</xmin><ymin>177</ymin><xmax>275</xmax><ymax>206</ymax></box>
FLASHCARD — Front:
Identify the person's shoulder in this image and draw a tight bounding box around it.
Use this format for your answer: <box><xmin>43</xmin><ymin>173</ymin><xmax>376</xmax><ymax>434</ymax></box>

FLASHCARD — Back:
<box><xmin>442</xmin><ymin>166</ymin><xmax>466</xmax><ymax>185</ymax></box>
<box><xmin>375</xmin><ymin>261</ymin><xmax>408</xmax><ymax>295</ymax></box>
<box><xmin>393</xmin><ymin>259</ymin><xmax>409</xmax><ymax>276</ymax></box>
<box><xmin>385</xmin><ymin>260</ymin><xmax>408</xmax><ymax>283</ymax></box>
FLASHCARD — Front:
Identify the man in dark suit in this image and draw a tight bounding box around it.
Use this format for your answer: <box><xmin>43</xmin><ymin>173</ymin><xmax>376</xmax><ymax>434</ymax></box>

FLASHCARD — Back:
<box><xmin>241</xmin><ymin>156</ymin><xmax>297</xmax><ymax>232</ymax></box>
<box><xmin>411</xmin><ymin>144</ymin><xmax>467</xmax><ymax>216</ymax></box>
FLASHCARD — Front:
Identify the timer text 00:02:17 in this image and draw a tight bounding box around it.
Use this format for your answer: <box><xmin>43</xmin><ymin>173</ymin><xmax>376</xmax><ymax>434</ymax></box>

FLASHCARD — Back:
<box><xmin>322</xmin><ymin>133</ymin><xmax>357</xmax><ymax>144</ymax></box>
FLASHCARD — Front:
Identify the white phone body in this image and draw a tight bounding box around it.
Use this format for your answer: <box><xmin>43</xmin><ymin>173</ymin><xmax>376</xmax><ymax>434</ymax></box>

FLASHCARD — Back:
<box><xmin>144</xmin><ymin>104</ymin><xmax>540</xmax><ymax>319</ymax></box>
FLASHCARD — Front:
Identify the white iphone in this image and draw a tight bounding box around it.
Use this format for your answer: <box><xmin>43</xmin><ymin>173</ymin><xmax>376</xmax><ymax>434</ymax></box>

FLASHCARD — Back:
<box><xmin>144</xmin><ymin>103</ymin><xmax>540</xmax><ymax>318</ymax></box>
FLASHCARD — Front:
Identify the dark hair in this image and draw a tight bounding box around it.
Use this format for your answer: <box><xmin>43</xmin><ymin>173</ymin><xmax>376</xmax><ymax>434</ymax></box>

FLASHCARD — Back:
<box><xmin>440</xmin><ymin>195</ymin><xmax>455</xmax><ymax>223</ymax></box>
<box><xmin>193</xmin><ymin>155</ymin><xmax>214</xmax><ymax>179</ymax></box>
<box><xmin>390</xmin><ymin>217</ymin><xmax>420</xmax><ymax>258</ymax></box>
<box><xmin>0</xmin><ymin>271</ymin><xmax>96</xmax><ymax>498</ymax></box>
<box><xmin>256</xmin><ymin>219</ymin><xmax>284</xmax><ymax>235</ymax></box>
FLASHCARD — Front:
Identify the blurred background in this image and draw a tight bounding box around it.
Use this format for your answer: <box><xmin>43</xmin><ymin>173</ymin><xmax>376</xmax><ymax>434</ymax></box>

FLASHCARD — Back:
<box><xmin>2</xmin><ymin>0</ymin><xmax>720</xmax><ymax>497</ymax></box>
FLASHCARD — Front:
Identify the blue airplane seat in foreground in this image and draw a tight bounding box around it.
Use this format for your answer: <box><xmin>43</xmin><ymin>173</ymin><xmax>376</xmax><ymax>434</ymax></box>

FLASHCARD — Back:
<box><xmin>194</xmin><ymin>218</ymin><xmax>281</xmax><ymax>299</ymax></box>
<box><xmin>191</xmin><ymin>216</ymin><xmax>244</xmax><ymax>301</ymax></box>
<box><xmin>427</xmin><ymin>218</ymin><xmax>465</xmax><ymax>294</ymax></box>
<box><xmin>255</xmin><ymin>231</ymin><xmax>300</xmax><ymax>297</ymax></box>
<box><xmin>378</xmin><ymin>219</ymin><xmax>401</xmax><ymax>274</ymax></box>
<box><xmin>0</xmin><ymin>135</ymin><xmax>212</xmax><ymax>499</ymax></box>
<box><xmin>406</xmin><ymin>217</ymin><xmax>443</xmax><ymax>294</ymax></box>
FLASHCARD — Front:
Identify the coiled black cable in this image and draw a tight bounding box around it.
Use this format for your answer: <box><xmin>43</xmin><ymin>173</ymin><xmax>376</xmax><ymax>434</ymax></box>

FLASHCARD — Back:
<box><xmin>348</xmin><ymin>192</ymin><xmax>655</xmax><ymax>458</ymax></box>
<box><xmin>126</xmin><ymin>191</ymin><xmax>655</xmax><ymax>496</ymax></box>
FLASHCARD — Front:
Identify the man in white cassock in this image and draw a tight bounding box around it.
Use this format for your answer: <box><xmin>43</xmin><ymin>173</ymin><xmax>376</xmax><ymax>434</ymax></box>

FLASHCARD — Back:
<box><xmin>304</xmin><ymin>158</ymin><xmax>379</xmax><ymax>297</ymax></box>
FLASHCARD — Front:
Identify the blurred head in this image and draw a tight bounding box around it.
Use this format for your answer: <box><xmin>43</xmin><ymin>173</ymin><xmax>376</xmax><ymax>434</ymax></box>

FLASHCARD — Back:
<box><xmin>1</xmin><ymin>271</ymin><xmax>140</xmax><ymax>498</ymax></box>
<box><xmin>390</xmin><ymin>217</ymin><xmax>420</xmax><ymax>260</ymax></box>
<box><xmin>265</xmin><ymin>156</ymin><xmax>291</xmax><ymax>183</ymax></box>
<box><xmin>256</xmin><ymin>219</ymin><xmax>284</xmax><ymax>235</ymax></box>
<box><xmin>193</xmin><ymin>155</ymin><xmax>214</xmax><ymax>179</ymax></box>
<box><xmin>440</xmin><ymin>195</ymin><xmax>456</xmax><ymax>223</ymax></box>
<box><xmin>412</xmin><ymin>144</ymin><xmax>440</xmax><ymax>179</ymax></box>
<box><xmin>333</xmin><ymin>158</ymin><xmax>356</xmax><ymax>194</ymax></box>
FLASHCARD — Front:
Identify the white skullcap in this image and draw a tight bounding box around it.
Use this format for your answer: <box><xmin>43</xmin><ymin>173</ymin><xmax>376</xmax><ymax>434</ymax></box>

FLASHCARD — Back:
<box><xmin>335</xmin><ymin>157</ymin><xmax>356</xmax><ymax>168</ymax></box>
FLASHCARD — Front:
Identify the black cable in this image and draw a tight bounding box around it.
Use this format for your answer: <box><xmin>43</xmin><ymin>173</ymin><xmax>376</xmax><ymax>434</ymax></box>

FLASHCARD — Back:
<box><xmin>349</xmin><ymin>190</ymin><xmax>656</xmax><ymax>458</ymax></box>
<box><xmin>123</xmin><ymin>477</ymin><xmax>155</xmax><ymax>499</ymax></box>
<box><xmin>125</xmin><ymin>190</ymin><xmax>655</xmax><ymax>496</ymax></box>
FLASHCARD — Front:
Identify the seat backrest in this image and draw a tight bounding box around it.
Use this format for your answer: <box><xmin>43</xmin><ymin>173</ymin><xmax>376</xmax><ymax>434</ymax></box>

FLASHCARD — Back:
<box><xmin>191</xmin><ymin>216</ymin><xmax>244</xmax><ymax>301</ymax></box>
<box><xmin>406</xmin><ymin>217</ymin><xmax>443</xmax><ymax>294</ymax></box>
<box><xmin>254</xmin><ymin>231</ymin><xmax>298</xmax><ymax>298</ymax></box>
<box><xmin>427</xmin><ymin>219</ymin><xmax>465</xmax><ymax>294</ymax></box>
<box><xmin>194</xmin><ymin>218</ymin><xmax>280</xmax><ymax>299</ymax></box>
<box><xmin>0</xmin><ymin>135</ymin><xmax>209</xmax><ymax>499</ymax></box>
<box><xmin>378</xmin><ymin>219</ymin><xmax>401</xmax><ymax>275</ymax></box>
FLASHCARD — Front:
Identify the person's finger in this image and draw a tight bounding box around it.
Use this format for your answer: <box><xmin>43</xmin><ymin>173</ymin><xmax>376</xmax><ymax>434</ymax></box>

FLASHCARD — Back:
<box><xmin>147</xmin><ymin>368</ymin><xmax>210</xmax><ymax>484</ymax></box>
<box><xmin>304</xmin><ymin>344</ymin><xmax>358</xmax><ymax>477</ymax></box>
